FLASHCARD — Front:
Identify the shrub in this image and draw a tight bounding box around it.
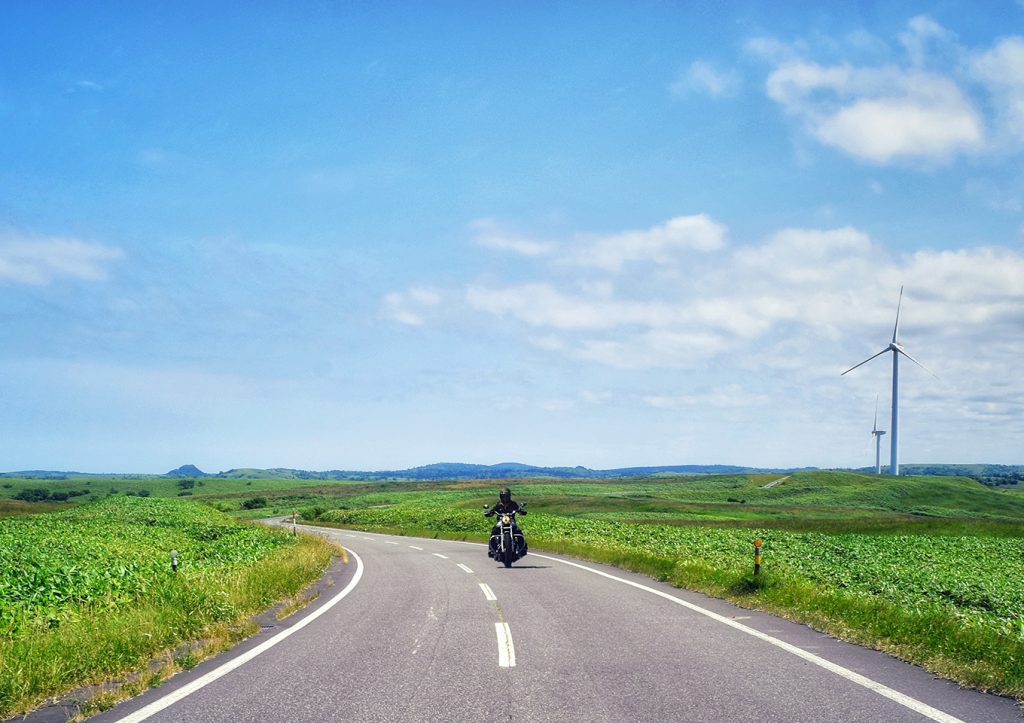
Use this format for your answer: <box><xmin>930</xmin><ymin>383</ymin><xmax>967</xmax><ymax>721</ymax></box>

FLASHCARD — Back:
<box><xmin>13</xmin><ymin>489</ymin><xmax>50</xmax><ymax>503</ymax></box>
<box><xmin>241</xmin><ymin>497</ymin><xmax>268</xmax><ymax>510</ymax></box>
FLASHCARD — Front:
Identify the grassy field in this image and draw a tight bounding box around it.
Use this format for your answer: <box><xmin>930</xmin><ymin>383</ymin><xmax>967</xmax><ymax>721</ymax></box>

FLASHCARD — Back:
<box><xmin>0</xmin><ymin>496</ymin><xmax>337</xmax><ymax>718</ymax></box>
<box><xmin>3</xmin><ymin>470</ymin><xmax>1023</xmax><ymax>701</ymax></box>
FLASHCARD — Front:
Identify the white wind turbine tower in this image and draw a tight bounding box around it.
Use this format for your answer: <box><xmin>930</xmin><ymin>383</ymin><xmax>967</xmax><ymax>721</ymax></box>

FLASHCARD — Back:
<box><xmin>871</xmin><ymin>395</ymin><xmax>886</xmax><ymax>475</ymax></box>
<box><xmin>842</xmin><ymin>286</ymin><xmax>932</xmax><ymax>476</ymax></box>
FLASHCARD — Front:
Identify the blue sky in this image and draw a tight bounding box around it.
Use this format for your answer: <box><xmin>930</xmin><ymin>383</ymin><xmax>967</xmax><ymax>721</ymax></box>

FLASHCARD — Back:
<box><xmin>2</xmin><ymin>2</ymin><xmax>1023</xmax><ymax>473</ymax></box>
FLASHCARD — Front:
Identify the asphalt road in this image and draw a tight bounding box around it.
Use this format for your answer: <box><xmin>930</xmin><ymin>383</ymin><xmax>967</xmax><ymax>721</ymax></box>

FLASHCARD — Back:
<box><xmin>91</xmin><ymin>524</ymin><xmax>1021</xmax><ymax>723</ymax></box>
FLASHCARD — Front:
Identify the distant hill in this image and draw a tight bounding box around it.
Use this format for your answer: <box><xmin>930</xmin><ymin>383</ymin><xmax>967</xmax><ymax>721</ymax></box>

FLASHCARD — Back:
<box><xmin>852</xmin><ymin>463</ymin><xmax>1024</xmax><ymax>487</ymax></box>
<box><xmin>4</xmin><ymin>461</ymin><xmax>1020</xmax><ymax>485</ymax></box>
<box><xmin>166</xmin><ymin>464</ymin><xmax>209</xmax><ymax>477</ymax></box>
<box><xmin>203</xmin><ymin>461</ymin><xmax>798</xmax><ymax>481</ymax></box>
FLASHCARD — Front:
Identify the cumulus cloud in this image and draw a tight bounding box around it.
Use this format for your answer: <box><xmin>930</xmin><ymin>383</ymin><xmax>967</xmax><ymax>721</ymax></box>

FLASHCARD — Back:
<box><xmin>382</xmin><ymin>214</ymin><xmax>1024</xmax><ymax>391</ymax></box>
<box><xmin>471</xmin><ymin>214</ymin><xmax>727</xmax><ymax>271</ymax></box>
<box><xmin>750</xmin><ymin>17</ymin><xmax>1024</xmax><ymax>163</ymax></box>
<box><xmin>0</xmin><ymin>231</ymin><xmax>123</xmax><ymax>285</ymax></box>
<box><xmin>670</xmin><ymin>61</ymin><xmax>740</xmax><ymax>98</ymax></box>
<box><xmin>573</xmin><ymin>214</ymin><xmax>727</xmax><ymax>271</ymax></box>
<box><xmin>765</xmin><ymin>61</ymin><xmax>983</xmax><ymax>163</ymax></box>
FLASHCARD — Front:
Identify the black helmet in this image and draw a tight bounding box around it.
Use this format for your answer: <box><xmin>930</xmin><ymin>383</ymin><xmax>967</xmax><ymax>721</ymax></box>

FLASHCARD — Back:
<box><xmin>499</xmin><ymin>488</ymin><xmax>511</xmax><ymax>504</ymax></box>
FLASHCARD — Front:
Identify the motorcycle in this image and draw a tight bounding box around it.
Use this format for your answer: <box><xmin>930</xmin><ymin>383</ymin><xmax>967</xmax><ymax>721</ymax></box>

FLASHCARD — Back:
<box><xmin>483</xmin><ymin>503</ymin><xmax>528</xmax><ymax>568</ymax></box>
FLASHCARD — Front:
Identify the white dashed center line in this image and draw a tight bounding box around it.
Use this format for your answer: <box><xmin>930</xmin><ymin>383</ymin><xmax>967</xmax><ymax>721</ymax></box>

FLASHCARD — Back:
<box><xmin>408</xmin><ymin>545</ymin><xmax>423</xmax><ymax>551</ymax></box>
<box><xmin>457</xmin><ymin>563</ymin><xmax>474</xmax><ymax>574</ymax></box>
<box><xmin>479</xmin><ymin>583</ymin><xmax>497</xmax><ymax>601</ymax></box>
<box><xmin>495</xmin><ymin>623</ymin><xmax>516</xmax><ymax>668</ymax></box>
<box><xmin>432</xmin><ymin>553</ymin><xmax>449</xmax><ymax>559</ymax></box>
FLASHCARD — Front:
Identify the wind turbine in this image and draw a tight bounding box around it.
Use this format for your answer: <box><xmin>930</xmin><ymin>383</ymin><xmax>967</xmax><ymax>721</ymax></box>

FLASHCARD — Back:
<box><xmin>871</xmin><ymin>395</ymin><xmax>886</xmax><ymax>475</ymax></box>
<box><xmin>842</xmin><ymin>286</ymin><xmax>931</xmax><ymax>476</ymax></box>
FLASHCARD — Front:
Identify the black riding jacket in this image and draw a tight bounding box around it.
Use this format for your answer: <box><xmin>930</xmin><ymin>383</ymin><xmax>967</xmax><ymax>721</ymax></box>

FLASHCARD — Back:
<box><xmin>485</xmin><ymin>500</ymin><xmax>525</xmax><ymax>517</ymax></box>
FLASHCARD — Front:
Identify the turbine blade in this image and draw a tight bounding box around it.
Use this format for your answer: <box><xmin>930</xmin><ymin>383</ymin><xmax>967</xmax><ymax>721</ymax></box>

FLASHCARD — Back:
<box><xmin>892</xmin><ymin>285</ymin><xmax>904</xmax><ymax>343</ymax></box>
<box><xmin>873</xmin><ymin>394</ymin><xmax>879</xmax><ymax>432</ymax></box>
<box><xmin>841</xmin><ymin>348</ymin><xmax>889</xmax><ymax>376</ymax></box>
<box><xmin>896</xmin><ymin>347</ymin><xmax>938</xmax><ymax>379</ymax></box>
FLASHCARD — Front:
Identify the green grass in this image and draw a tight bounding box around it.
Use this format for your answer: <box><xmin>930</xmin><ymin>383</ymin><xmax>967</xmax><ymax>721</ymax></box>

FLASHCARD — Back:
<box><xmin>0</xmin><ymin>497</ymin><xmax>337</xmax><ymax>718</ymax></box>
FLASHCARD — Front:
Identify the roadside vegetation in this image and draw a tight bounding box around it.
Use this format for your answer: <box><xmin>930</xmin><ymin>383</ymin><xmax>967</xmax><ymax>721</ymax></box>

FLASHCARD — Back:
<box><xmin>0</xmin><ymin>497</ymin><xmax>336</xmax><ymax>719</ymax></box>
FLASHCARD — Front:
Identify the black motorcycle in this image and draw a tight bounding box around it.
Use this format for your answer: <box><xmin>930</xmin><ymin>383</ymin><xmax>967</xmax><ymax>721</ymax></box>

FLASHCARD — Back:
<box><xmin>483</xmin><ymin>504</ymin><xmax>528</xmax><ymax>568</ymax></box>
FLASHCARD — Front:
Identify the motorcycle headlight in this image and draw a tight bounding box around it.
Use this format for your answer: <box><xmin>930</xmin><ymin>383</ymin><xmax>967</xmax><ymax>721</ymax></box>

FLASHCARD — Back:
<box><xmin>501</xmin><ymin>515</ymin><xmax>511</xmax><ymax>524</ymax></box>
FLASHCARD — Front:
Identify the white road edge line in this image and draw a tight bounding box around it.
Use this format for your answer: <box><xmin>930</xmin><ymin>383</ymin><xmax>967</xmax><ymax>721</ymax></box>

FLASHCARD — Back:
<box><xmin>432</xmin><ymin>553</ymin><xmax>449</xmax><ymax>559</ymax></box>
<box><xmin>409</xmin><ymin>545</ymin><xmax>423</xmax><ymax>550</ymax></box>
<box><xmin>495</xmin><ymin>622</ymin><xmax>515</xmax><ymax>668</ymax></box>
<box><xmin>113</xmin><ymin>549</ymin><xmax>365</xmax><ymax>723</ymax></box>
<box><xmin>479</xmin><ymin>583</ymin><xmax>497</xmax><ymax>601</ymax></box>
<box><xmin>457</xmin><ymin>563</ymin><xmax>474</xmax><ymax>574</ymax></box>
<box><xmin>528</xmin><ymin>552</ymin><xmax>964</xmax><ymax>723</ymax></box>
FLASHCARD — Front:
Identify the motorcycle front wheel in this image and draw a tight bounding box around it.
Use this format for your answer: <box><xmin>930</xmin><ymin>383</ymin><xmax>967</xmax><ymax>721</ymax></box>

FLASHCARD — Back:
<box><xmin>501</xmin><ymin>532</ymin><xmax>514</xmax><ymax>568</ymax></box>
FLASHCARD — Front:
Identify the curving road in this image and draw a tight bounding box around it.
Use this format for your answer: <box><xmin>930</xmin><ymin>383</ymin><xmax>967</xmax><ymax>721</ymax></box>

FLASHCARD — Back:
<box><xmin>91</xmin><ymin>524</ymin><xmax>1020</xmax><ymax>723</ymax></box>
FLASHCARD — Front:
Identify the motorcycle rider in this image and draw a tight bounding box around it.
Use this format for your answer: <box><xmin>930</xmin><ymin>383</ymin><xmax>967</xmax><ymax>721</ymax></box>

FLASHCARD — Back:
<box><xmin>485</xmin><ymin>488</ymin><xmax>527</xmax><ymax>558</ymax></box>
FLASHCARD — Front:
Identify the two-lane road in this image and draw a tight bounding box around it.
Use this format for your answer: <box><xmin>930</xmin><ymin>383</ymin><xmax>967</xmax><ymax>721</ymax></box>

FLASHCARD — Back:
<box><xmin>92</xmin><ymin>525</ymin><xmax>1021</xmax><ymax>722</ymax></box>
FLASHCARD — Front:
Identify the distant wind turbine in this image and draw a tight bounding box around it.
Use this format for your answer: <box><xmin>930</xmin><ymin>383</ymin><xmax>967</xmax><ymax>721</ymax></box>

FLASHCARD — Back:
<box><xmin>842</xmin><ymin>286</ymin><xmax>933</xmax><ymax>476</ymax></box>
<box><xmin>871</xmin><ymin>395</ymin><xmax>886</xmax><ymax>475</ymax></box>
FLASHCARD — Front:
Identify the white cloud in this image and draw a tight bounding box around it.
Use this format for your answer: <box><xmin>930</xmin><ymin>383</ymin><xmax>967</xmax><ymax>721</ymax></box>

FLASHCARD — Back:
<box><xmin>383</xmin><ymin>215</ymin><xmax>1024</xmax><ymax>408</ymax></box>
<box><xmin>732</xmin><ymin>226</ymin><xmax>877</xmax><ymax>286</ymax></box>
<box><xmin>971</xmin><ymin>36</ymin><xmax>1024</xmax><ymax>143</ymax></box>
<box><xmin>745</xmin><ymin>36</ymin><xmax>802</xmax><ymax>64</ymax></box>
<box><xmin>0</xmin><ymin>231</ymin><xmax>123</xmax><ymax>285</ymax></box>
<box><xmin>898</xmin><ymin>15</ymin><xmax>959</xmax><ymax>68</ymax></box>
<box><xmin>750</xmin><ymin>18</ymin><xmax>1024</xmax><ymax>164</ymax></box>
<box><xmin>573</xmin><ymin>330</ymin><xmax>733</xmax><ymax>369</ymax></box>
<box><xmin>469</xmin><ymin>214</ymin><xmax>727</xmax><ymax>271</ymax></box>
<box><xmin>573</xmin><ymin>214</ymin><xmax>727</xmax><ymax>271</ymax></box>
<box><xmin>466</xmin><ymin>283</ymin><xmax>686</xmax><ymax>331</ymax></box>
<box><xmin>671</xmin><ymin>60</ymin><xmax>740</xmax><ymax>98</ymax></box>
<box><xmin>765</xmin><ymin>60</ymin><xmax>983</xmax><ymax>163</ymax></box>
<box><xmin>470</xmin><ymin>218</ymin><xmax>553</xmax><ymax>257</ymax></box>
